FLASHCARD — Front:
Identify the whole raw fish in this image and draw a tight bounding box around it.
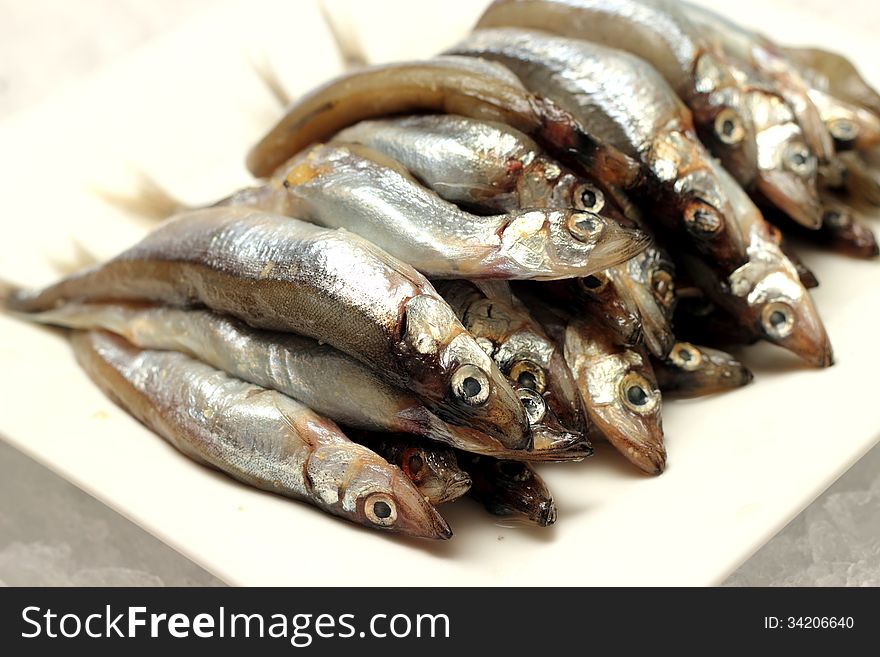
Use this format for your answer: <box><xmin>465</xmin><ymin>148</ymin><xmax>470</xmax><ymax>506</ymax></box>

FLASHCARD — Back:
<box><xmin>5</xmin><ymin>207</ymin><xmax>530</xmax><ymax>448</ymax></box>
<box><xmin>246</xmin><ymin>56</ymin><xmax>640</xmax><ymax>188</ymax></box>
<box><xmin>72</xmin><ymin>330</ymin><xmax>451</xmax><ymax>539</ymax></box>
<box><xmin>451</xmin><ymin>29</ymin><xmax>833</xmax><ymax>366</ymax></box>
<box><xmin>457</xmin><ymin>453</ymin><xmax>557</xmax><ymax>526</ymax></box>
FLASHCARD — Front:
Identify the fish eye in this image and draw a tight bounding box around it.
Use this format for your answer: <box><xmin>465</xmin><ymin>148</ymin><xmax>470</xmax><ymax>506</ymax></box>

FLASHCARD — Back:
<box><xmin>670</xmin><ymin>342</ymin><xmax>702</xmax><ymax>371</ymax></box>
<box><xmin>516</xmin><ymin>387</ymin><xmax>547</xmax><ymax>425</ymax></box>
<box><xmin>783</xmin><ymin>144</ymin><xmax>816</xmax><ymax>177</ymax></box>
<box><xmin>509</xmin><ymin>360</ymin><xmax>547</xmax><ymax>393</ymax></box>
<box><xmin>574</xmin><ymin>183</ymin><xmax>605</xmax><ymax>213</ymax></box>
<box><xmin>649</xmin><ymin>269</ymin><xmax>675</xmax><ymax>307</ymax></box>
<box><xmin>714</xmin><ymin>109</ymin><xmax>745</xmax><ymax>145</ymax></box>
<box><xmin>567</xmin><ymin>211</ymin><xmax>605</xmax><ymax>243</ymax></box>
<box><xmin>450</xmin><ymin>365</ymin><xmax>490</xmax><ymax>406</ymax></box>
<box><xmin>405</xmin><ymin>450</ymin><xmax>425</xmax><ymax>477</ymax></box>
<box><xmin>684</xmin><ymin>201</ymin><xmax>724</xmax><ymax>236</ymax></box>
<box><xmin>364</xmin><ymin>493</ymin><xmax>398</xmax><ymax>527</ymax></box>
<box><xmin>822</xmin><ymin>209</ymin><xmax>847</xmax><ymax>227</ymax></box>
<box><xmin>496</xmin><ymin>460</ymin><xmax>530</xmax><ymax>482</ymax></box>
<box><xmin>828</xmin><ymin>118</ymin><xmax>858</xmax><ymax>143</ymax></box>
<box><xmin>578</xmin><ymin>273</ymin><xmax>609</xmax><ymax>295</ymax></box>
<box><xmin>761</xmin><ymin>302</ymin><xmax>795</xmax><ymax>339</ymax></box>
<box><xmin>619</xmin><ymin>372</ymin><xmax>660</xmax><ymax>414</ymax></box>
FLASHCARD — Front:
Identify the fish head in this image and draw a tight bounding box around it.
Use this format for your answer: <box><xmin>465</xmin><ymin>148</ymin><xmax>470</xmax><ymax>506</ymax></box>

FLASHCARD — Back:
<box><xmin>472</xmin><ymin>457</ymin><xmax>556</xmax><ymax>527</ymax></box>
<box><xmin>401</xmin><ymin>294</ymin><xmax>530</xmax><ymax>449</ymax></box>
<box><xmin>573</xmin><ymin>271</ymin><xmax>644</xmax><ymax>346</ymax></box>
<box><xmin>350</xmin><ymin>461</ymin><xmax>452</xmax><ymax>540</ymax></box>
<box><xmin>749</xmin><ymin>91</ymin><xmax>823</xmax><ymax>228</ymax></box>
<box><xmin>619</xmin><ymin>246</ymin><xmax>678</xmax><ymax>357</ymax></box>
<box><xmin>515</xmin><ymin>385</ymin><xmax>592</xmax><ymax>459</ymax></box>
<box><xmin>564</xmin><ymin>320</ymin><xmax>666</xmax><ymax>475</ymax></box>
<box><xmin>397</xmin><ymin>444</ymin><xmax>471</xmax><ymax>505</ymax></box>
<box><xmin>820</xmin><ymin>199</ymin><xmax>879</xmax><ymax>258</ymax></box>
<box><xmin>659</xmin><ymin>342</ymin><xmax>754</xmax><ymax>397</ymax></box>
<box><xmin>691</xmin><ymin>53</ymin><xmax>759</xmax><ymax>185</ymax></box>
<box><xmin>651</xmin><ymin>131</ymin><xmax>743</xmax><ymax>263</ymax></box>
<box><xmin>727</xmin><ymin>237</ymin><xmax>833</xmax><ymax>367</ymax></box>
<box><xmin>499</xmin><ymin>209</ymin><xmax>649</xmax><ymax>279</ymax></box>
<box><xmin>808</xmin><ymin>88</ymin><xmax>880</xmax><ymax>153</ymax></box>
<box><xmin>474</xmin><ymin>311</ymin><xmax>588</xmax><ymax>439</ymax></box>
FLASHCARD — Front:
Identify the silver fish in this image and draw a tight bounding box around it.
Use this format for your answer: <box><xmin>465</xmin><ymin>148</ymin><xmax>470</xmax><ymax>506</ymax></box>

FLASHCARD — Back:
<box><xmin>782</xmin><ymin>46</ymin><xmax>880</xmax><ymax>120</ymax></box>
<box><xmin>475</xmin><ymin>0</ymin><xmax>824</xmax><ymax>228</ymax></box>
<box><xmin>13</xmin><ymin>301</ymin><xmax>557</xmax><ymax>457</ymax></box>
<box><xmin>351</xmin><ymin>433</ymin><xmax>472</xmax><ymax>505</ymax></box>
<box><xmin>275</xmin><ymin>143</ymin><xmax>649</xmax><ymax>280</ymax></box>
<box><xmin>682</xmin><ymin>1</ymin><xmax>835</xmax><ymax>170</ymax></box>
<box><xmin>246</xmin><ymin>55</ymin><xmax>640</xmax><ymax>188</ymax></box>
<box><xmin>457</xmin><ymin>453</ymin><xmax>556</xmax><ymax>526</ymax></box>
<box><xmin>805</xmin><ymin>88</ymin><xmax>880</xmax><ymax>153</ymax></box>
<box><xmin>475</xmin><ymin>1</ymin><xmax>758</xmax><ymax>186</ymax></box>
<box><xmin>333</xmin><ymin>115</ymin><xmax>635</xmax><ymax>222</ymax></box>
<box><xmin>451</xmin><ymin>28</ymin><xmax>833</xmax><ymax>367</ymax></box>
<box><xmin>435</xmin><ymin>279</ymin><xmax>589</xmax><ymax>444</ymax></box>
<box><xmin>652</xmin><ymin>341</ymin><xmax>753</xmax><ymax>398</ymax></box>
<box><xmin>335</xmin><ymin>115</ymin><xmax>675</xmax><ymax>356</ymax></box>
<box><xmin>72</xmin><ymin>330</ymin><xmax>451</xmax><ymax>539</ymax></box>
<box><xmin>564</xmin><ymin>316</ymin><xmax>666</xmax><ymax>475</ymax></box>
<box><xmin>5</xmin><ymin>206</ymin><xmax>530</xmax><ymax>448</ymax></box>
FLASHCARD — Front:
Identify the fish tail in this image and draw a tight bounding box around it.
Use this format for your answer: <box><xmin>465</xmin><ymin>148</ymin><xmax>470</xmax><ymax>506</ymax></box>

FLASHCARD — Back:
<box><xmin>0</xmin><ymin>278</ymin><xmax>26</xmax><ymax>313</ymax></box>
<box><xmin>46</xmin><ymin>240</ymin><xmax>101</xmax><ymax>277</ymax></box>
<box><xmin>92</xmin><ymin>171</ymin><xmax>189</xmax><ymax>221</ymax></box>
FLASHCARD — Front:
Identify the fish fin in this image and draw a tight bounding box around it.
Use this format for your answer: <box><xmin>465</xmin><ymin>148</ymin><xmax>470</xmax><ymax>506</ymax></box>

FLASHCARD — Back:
<box><xmin>92</xmin><ymin>172</ymin><xmax>190</xmax><ymax>221</ymax></box>
<box><xmin>46</xmin><ymin>240</ymin><xmax>101</xmax><ymax>277</ymax></box>
<box><xmin>319</xmin><ymin>0</ymin><xmax>368</xmax><ymax>70</ymax></box>
<box><xmin>249</xmin><ymin>55</ymin><xmax>291</xmax><ymax>107</ymax></box>
<box><xmin>0</xmin><ymin>278</ymin><xmax>18</xmax><ymax>310</ymax></box>
<box><xmin>470</xmin><ymin>280</ymin><xmax>515</xmax><ymax>306</ymax></box>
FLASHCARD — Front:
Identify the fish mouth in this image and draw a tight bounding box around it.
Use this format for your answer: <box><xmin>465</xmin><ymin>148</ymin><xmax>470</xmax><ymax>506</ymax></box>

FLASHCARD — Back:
<box><xmin>758</xmin><ymin>294</ymin><xmax>834</xmax><ymax>368</ymax></box>
<box><xmin>595</xmin><ymin>421</ymin><xmax>667</xmax><ymax>475</ymax></box>
<box><xmin>756</xmin><ymin>169</ymin><xmax>823</xmax><ymax>229</ymax></box>
<box><xmin>582</xmin><ymin>224</ymin><xmax>652</xmax><ymax>276</ymax></box>
<box><xmin>773</xmin><ymin>322</ymin><xmax>835</xmax><ymax>368</ymax></box>
<box><xmin>531</xmin><ymin>500</ymin><xmax>557</xmax><ymax>527</ymax></box>
<box><xmin>530</xmin><ymin>426</ymin><xmax>593</xmax><ymax>458</ymax></box>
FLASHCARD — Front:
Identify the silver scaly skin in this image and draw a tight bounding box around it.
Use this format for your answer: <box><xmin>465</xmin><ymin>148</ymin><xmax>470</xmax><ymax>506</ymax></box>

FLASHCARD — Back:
<box><xmin>246</xmin><ymin>56</ymin><xmax>640</xmax><ymax>188</ymax></box>
<box><xmin>71</xmin><ymin>330</ymin><xmax>451</xmax><ymax>539</ymax></box>
<box><xmin>269</xmin><ymin>143</ymin><xmax>650</xmax><ymax>280</ymax></box>
<box><xmin>475</xmin><ymin>0</ymin><xmax>759</xmax><ymax>188</ymax></box>
<box><xmin>14</xmin><ymin>301</ymin><xmax>542</xmax><ymax>457</ymax></box>
<box><xmin>451</xmin><ymin>29</ymin><xmax>832</xmax><ymax>367</ymax></box>
<box><xmin>335</xmin><ymin>115</ymin><xmax>676</xmax><ymax>356</ymax></box>
<box><xmin>5</xmin><ymin>207</ymin><xmax>530</xmax><ymax>448</ymax></box>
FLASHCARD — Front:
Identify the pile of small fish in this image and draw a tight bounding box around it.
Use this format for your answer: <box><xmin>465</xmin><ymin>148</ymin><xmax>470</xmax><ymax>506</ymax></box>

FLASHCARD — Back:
<box><xmin>4</xmin><ymin>0</ymin><xmax>879</xmax><ymax>540</ymax></box>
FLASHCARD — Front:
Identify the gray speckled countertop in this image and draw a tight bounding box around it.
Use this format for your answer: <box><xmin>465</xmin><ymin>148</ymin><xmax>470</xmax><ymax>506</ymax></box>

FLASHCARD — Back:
<box><xmin>0</xmin><ymin>0</ymin><xmax>877</xmax><ymax>587</ymax></box>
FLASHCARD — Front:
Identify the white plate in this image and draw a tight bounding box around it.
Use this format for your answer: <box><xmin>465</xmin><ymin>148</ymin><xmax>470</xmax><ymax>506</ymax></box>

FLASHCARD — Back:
<box><xmin>0</xmin><ymin>0</ymin><xmax>878</xmax><ymax>586</ymax></box>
